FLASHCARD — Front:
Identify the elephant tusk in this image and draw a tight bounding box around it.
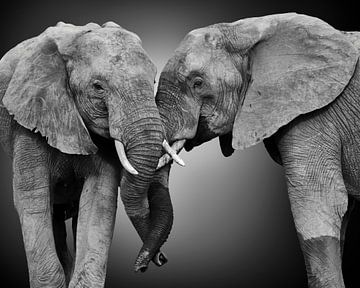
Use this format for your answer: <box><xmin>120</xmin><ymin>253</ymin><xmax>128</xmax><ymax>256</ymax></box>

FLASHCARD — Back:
<box><xmin>156</xmin><ymin>154</ymin><xmax>172</xmax><ymax>170</ymax></box>
<box><xmin>162</xmin><ymin>140</ymin><xmax>186</xmax><ymax>167</ymax></box>
<box><xmin>157</xmin><ymin>140</ymin><xmax>186</xmax><ymax>169</ymax></box>
<box><xmin>115</xmin><ymin>140</ymin><xmax>139</xmax><ymax>175</ymax></box>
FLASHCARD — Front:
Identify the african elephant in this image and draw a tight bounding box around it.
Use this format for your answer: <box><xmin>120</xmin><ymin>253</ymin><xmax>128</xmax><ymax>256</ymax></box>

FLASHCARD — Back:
<box><xmin>155</xmin><ymin>13</ymin><xmax>360</xmax><ymax>288</ymax></box>
<box><xmin>0</xmin><ymin>21</ymin><xmax>181</xmax><ymax>287</ymax></box>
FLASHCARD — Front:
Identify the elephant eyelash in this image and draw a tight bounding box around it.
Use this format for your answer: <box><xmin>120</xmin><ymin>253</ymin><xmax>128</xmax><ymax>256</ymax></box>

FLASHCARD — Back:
<box><xmin>193</xmin><ymin>79</ymin><xmax>204</xmax><ymax>90</ymax></box>
<box><xmin>92</xmin><ymin>80</ymin><xmax>106</xmax><ymax>93</ymax></box>
<box><xmin>93</xmin><ymin>83</ymin><xmax>104</xmax><ymax>92</ymax></box>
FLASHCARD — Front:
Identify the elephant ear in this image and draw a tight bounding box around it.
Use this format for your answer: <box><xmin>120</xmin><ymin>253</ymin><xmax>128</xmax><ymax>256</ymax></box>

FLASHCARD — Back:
<box><xmin>228</xmin><ymin>13</ymin><xmax>359</xmax><ymax>150</ymax></box>
<box><xmin>0</xmin><ymin>23</ymin><xmax>99</xmax><ymax>154</ymax></box>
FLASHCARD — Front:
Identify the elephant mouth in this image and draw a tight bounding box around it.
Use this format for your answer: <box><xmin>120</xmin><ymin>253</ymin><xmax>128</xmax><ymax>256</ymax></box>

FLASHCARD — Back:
<box><xmin>156</xmin><ymin>135</ymin><xmax>204</xmax><ymax>169</ymax></box>
<box><xmin>184</xmin><ymin>137</ymin><xmax>200</xmax><ymax>151</ymax></box>
<box><xmin>184</xmin><ymin>115</ymin><xmax>217</xmax><ymax>151</ymax></box>
<box><xmin>156</xmin><ymin>139</ymin><xmax>186</xmax><ymax>169</ymax></box>
<box><xmin>183</xmin><ymin>140</ymin><xmax>194</xmax><ymax>151</ymax></box>
<box><xmin>156</xmin><ymin>116</ymin><xmax>217</xmax><ymax>169</ymax></box>
<box><xmin>115</xmin><ymin>138</ymin><xmax>185</xmax><ymax>174</ymax></box>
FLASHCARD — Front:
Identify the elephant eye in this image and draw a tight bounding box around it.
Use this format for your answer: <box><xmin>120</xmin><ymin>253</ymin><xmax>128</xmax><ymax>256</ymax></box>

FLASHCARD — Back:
<box><xmin>92</xmin><ymin>81</ymin><xmax>105</xmax><ymax>93</ymax></box>
<box><xmin>193</xmin><ymin>78</ymin><xmax>204</xmax><ymax>90</ymax></box>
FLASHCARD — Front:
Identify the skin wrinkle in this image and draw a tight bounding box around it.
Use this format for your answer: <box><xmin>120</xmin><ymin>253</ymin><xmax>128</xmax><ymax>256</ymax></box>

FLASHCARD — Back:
<box><xmin>156</xmin><ymin>89</ymin><xmax>187</xmax><ymax>141</ymax></box>
<box><xmin>33</xmin><ymin>245</ymin><xmax>66</xmax><ymax>288</ymax></box>
<box><xmin>301</xmin><ymin>236</ymin><xmax>343</xmax><ymax>287</ymax></box>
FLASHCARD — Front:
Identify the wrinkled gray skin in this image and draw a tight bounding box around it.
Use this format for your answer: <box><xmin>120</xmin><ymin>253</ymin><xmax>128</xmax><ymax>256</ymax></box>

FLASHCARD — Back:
<box><xmin>0</xmin><ymin>22</ymin><xmax>172</xmax><ymax>287</ymax></box>
<box><xmin>155</xmin><ymin>13</ymin><xmax>360</xmax><ymax>288</ymax></box>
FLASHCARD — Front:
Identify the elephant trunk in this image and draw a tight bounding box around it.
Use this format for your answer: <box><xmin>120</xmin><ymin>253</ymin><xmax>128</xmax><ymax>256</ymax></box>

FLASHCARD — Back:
<box><xmin>108</xmin><ymin>93</ymin><xmax>173</xmax><ymax>271</ymax></box>
<box><xmin>156</xmin><ymin>89</ymin><xmax>182</xmax><ymax>142</ymax></box>
<box><xmin>119</xmin><ymin>118</ymin><xmax>173</xmax><ymax>272</ymax></box>
<box><xmin>155</xmin><ymin>88</ymin><xmax>188</xmax><ymax>168</ymax></box>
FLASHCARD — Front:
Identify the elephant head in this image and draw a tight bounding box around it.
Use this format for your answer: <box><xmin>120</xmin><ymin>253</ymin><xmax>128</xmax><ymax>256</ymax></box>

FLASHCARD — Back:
<box><xmin>155</xmin><ymin>13</ymin><xmax>358</xmax><ymax>160</ymax></box>
<box><xmin>0</xmin><ymin>21</ymin><xmax>179</xmax><ymax>271</ymax></box>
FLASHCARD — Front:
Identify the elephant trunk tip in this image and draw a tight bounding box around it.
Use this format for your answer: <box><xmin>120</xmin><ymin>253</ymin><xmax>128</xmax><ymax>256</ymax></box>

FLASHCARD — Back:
<box><xmin>134</xmin><ymin>249</ymin><xmax>169</xmax><ymax>272</ymax></box>
<box><xmin>135</xmin><ymin>265</ymin><xmax>148</xmax><ymax>273</ymax></box>
<box><xmin>134</xmin><ymin>249</ymin><xmax>151</xmax><ymax>273</ymax></box>
<box><xmin>152</xmin><ymin>251</ymin><xmax>168</xmax><ymax>267</ymax></box>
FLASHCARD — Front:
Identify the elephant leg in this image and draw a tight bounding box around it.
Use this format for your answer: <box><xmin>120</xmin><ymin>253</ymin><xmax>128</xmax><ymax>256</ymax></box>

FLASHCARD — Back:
<box><xmin>52</xmin><ymin>203</ymin><xmax>74</xmax><ymax>285</ymax></box>
<box><xmin>281</xmin><ymin>150</ymin><xmax>347</xmax><ymax>287</ymax></box>
<box><xmin>287</xmin><ymin>180</ymin><xmax>347</xmax><ymax>288</ymax></box>
<box><xmin>69</xmin><ymin>158</ymin><xmax>118</xmax><ymax>288</ymax></box>
<box><xmin>13</xmin><ymin>133</ymin><xmax>66</xmax><ymax>288</ymax></box>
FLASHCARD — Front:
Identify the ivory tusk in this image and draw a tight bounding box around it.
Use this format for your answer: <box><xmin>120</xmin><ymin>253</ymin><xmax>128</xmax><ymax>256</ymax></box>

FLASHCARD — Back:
<box><xmin>157</xmin><ymin>139</ymin><xmax>186</xmax><ymax>169</ymax></box>
<box><xmin>115</xmin><ymin>140</ymin><xmax>139</xmax><ymax>175</ymax></box>
<box><xmin>156</xmin><ymin>154</ymin><xmax>172</xmax><ymax>170</ymax></box>
<box><xmin>162</xmin><ymin>140</ymin><xmax>185</xmax><ymax>167</ymax></box>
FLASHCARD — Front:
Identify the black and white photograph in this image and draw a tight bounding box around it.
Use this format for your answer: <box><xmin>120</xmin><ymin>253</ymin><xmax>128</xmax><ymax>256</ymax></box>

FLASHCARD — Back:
<box><xmin>0</xmin><ymin>0</ymin><xmax>358</xmax><ymax>287</ymax></box>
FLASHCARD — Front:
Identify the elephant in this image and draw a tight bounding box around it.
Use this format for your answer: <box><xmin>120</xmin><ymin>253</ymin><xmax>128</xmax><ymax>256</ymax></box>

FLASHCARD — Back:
<box><xmin>0</xmin><ymin>21</ymin><xmax>182</xmax><ymax>287</ymax></box>
<box><xmin>155</xmin><ymin>13</ymin><xmax>360</xmax><ymax>288</ymax></box>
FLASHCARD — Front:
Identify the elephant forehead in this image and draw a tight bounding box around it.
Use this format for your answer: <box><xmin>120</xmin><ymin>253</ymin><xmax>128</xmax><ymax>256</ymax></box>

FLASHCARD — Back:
<box><xmin>180</xmin><ymin>47</ymin><xmax>227</xmax><ymax>77</ymax></box>
<box><xmin>112</xmin><ymin>50</ymin><xmax>156</xmax><ymax>79</ymax></box>
<box><xmin>72</xmin><ymin>34</ymin><xmax>155</xmax><ymax>71</ymax></box>
<box><xmin>185</xmin><ymin>26</ymin><xmax>222</xmax><ymax>48</ymax></box>
<box><xmin>73</xmin><ymin>30</ymin><xmax>141</xmax><ymax>56</ymax></box>
<box><xmin>175</xmin><ymin>28</ymin><xmax>224</xmax><ymax>73</ymax></box>
<box><xmin>182</xmin><ymin>52</ymin><xmax>208</xmax><ymax>72</ymax></box>
<box><xmin>81</xmin><ymin>58</ymin><xmax>155</xmax><ymax>83</ymax></box>
<box><xmin>173</xmin><ymin>46</ymin><xmax>209</xmax><ymax>76</ymax></box>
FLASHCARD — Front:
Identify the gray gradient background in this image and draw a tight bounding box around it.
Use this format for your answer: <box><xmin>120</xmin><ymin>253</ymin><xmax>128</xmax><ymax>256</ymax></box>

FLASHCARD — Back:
<box><xmin>0</xmin><ymin>0</ymin><xmax>358</xmax><ymax>287</ymax></box>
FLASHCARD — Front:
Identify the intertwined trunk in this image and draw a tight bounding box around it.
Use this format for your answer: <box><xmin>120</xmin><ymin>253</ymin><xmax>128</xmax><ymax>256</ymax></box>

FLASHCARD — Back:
<box><xmin>109</xmin><ymin>88</ymin><xmax>173</xmax><ymax>271</ymax></box>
